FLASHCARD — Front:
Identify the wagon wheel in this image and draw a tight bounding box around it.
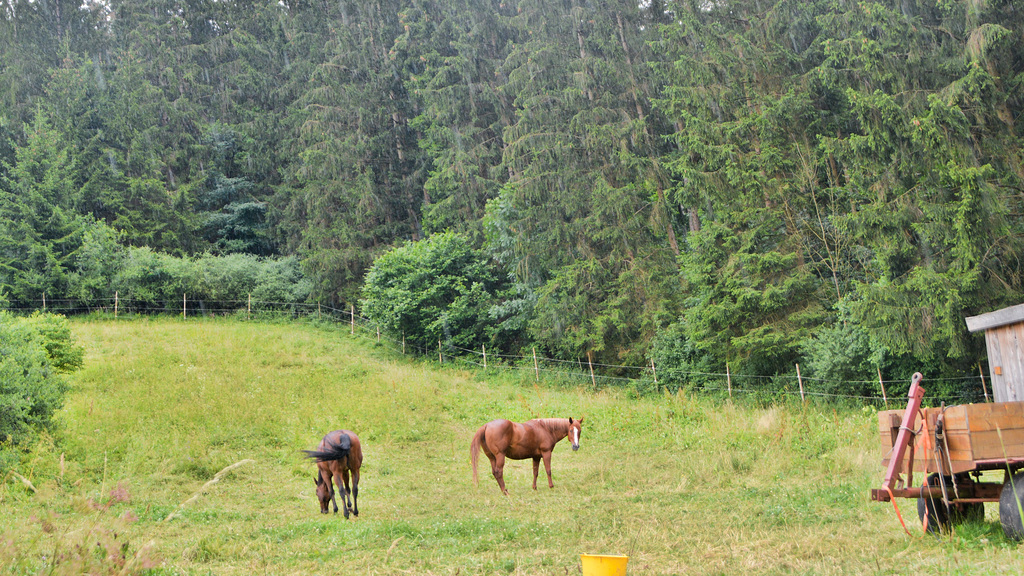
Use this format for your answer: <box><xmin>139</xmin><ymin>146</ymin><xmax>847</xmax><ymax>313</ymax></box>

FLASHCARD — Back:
<box><xmin>917</xmin><ymin>474</ymin><xmax>950</xmax><ymax>534</ymax></box>
<box><xmin>999</xmin><ymin>471</ymin><xmax>1024</xmax><ymax>541</ymax></box>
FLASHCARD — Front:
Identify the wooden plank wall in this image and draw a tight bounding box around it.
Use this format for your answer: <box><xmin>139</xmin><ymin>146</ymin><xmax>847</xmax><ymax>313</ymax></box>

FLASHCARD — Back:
<box><xmin>985</xmin><ymin>323</ymin><xmax>1024</xmax><ymax>402</ymax></box>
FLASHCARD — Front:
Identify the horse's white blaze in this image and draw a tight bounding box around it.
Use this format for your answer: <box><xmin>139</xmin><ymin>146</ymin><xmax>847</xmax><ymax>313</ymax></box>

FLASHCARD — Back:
<box><xmin>573</xmin><ymin>428</ymin><xmax>579</xmax><ymax>446</ymax></box>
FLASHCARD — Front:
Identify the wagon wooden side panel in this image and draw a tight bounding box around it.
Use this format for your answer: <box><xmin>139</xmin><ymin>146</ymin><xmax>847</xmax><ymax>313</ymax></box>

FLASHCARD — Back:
<box><xmin>877</xmin><ymin>402</ymin><xmax>1024</xmax><ymax>476</ymax></box>
<box><xmin>960</xmin><ymin>402</ymin><xmax>1024</xmax><ymax>461</ymax></box>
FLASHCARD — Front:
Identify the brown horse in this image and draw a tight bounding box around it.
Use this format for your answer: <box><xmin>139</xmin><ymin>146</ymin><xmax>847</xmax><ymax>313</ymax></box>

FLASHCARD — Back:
<box><xmin>470</xmin><ymin>417</ymin><xmax>583</xmax><ymax>495</ymax></box>
<box><xmin>302</xmin><ymin>430</ymin><xmax>362</xmax><ymax>518</ymax></box>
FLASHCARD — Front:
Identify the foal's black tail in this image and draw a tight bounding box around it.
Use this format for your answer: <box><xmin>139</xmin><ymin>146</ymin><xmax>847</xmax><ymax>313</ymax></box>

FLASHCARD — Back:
<box><xmin>302</xmin><ymin>433</ymin><xmax>352</xmax><ymax>462</ymax></box>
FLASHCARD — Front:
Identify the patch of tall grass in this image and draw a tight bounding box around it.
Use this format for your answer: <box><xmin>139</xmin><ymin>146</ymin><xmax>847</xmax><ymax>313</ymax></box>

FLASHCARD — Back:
<box><xmin>1</xmin><ymin>317</ymin><xmax>1022</xmax><ymax>575</ymax></box>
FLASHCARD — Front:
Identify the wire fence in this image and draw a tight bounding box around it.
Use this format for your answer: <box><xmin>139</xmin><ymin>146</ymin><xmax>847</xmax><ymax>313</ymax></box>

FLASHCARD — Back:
<box><xmin>4</xmin><ymin>294</ymin><xmax>991</xmax><ymax>408</ymax></box>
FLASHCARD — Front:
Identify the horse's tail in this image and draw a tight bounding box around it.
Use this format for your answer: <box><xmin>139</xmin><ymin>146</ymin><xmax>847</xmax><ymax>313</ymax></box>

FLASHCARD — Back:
<box><xmin>302</xmin><ymin>433</ymin><xmax>352</xmax><ymax>462</ymax></box>
<box><xmin>470</xmin><ymin>426</ymin><xmax>485</xmax><ymax>486</ymax></box>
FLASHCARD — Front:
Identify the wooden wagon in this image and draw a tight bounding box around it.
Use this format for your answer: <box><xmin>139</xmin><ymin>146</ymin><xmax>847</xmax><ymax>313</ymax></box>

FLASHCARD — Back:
<box><xmin>870</xmin><ymin>304</ymin><xmax>1024</xmax><ymax>537</ymax></box>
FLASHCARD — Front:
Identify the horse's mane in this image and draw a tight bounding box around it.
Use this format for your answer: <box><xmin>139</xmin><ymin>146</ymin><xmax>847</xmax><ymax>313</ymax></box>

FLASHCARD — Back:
<box><xmin>532</xmin><ymin>418</ymin><xmax>570</xmax><ymax>435</ymax></box>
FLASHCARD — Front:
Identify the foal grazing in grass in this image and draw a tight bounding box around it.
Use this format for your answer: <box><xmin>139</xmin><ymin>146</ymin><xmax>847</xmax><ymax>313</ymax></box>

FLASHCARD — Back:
<box><xmin>302</xmin><ymin>430</ymin><xmax>362</xmax><ymax>518</ymax></box>
<box><xmin>470</xmin><ymin>417</ymin><xmax>583</xmax><ymax>495</ymax></box>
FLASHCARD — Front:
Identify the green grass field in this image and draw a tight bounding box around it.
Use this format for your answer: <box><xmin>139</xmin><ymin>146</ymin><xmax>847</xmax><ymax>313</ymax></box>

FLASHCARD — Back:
<box><xmin>2</xmin><ymin>317</ymin><xmax>1023</xmax><ymax>575</ymax></box>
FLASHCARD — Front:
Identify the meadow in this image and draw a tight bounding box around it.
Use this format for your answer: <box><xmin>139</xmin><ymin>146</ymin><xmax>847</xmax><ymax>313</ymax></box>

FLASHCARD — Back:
<box><xmin>2</xmin><ymin>317</ymin><xmax>1023</xmax><ymax>575</ymax></box>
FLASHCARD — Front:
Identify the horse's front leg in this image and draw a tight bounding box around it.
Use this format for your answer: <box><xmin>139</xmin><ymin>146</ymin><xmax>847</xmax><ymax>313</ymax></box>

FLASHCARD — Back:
<box><xmin>334</xmin><ymin>472</ymin><xmax>350</xmax><ymax>519</ymax></box>
<box><xmin>542</xmin><ymin>451</ymin><xmax>554</xmax><ymax>488</ymax></box>
<box><xmin>532</xmin><ymin>457</ymin><xmax>540</xmax><ymax>490</ymax></box>
<box><xmin>327</xmin><ymin>473</ymin><xmax>340</xmax><ymax>514</ymax></box>
<box><xmin>490</xmin><ymin>453</ymin><xmax>509</xmax><ymax>495</ymax></box>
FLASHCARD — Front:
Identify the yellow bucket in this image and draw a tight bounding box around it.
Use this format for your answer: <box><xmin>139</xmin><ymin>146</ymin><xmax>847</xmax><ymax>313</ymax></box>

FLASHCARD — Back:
<box><xmin>580</xmin><ymin>554</ymin><xmax>629</xmax><ymax>576</ymax></box>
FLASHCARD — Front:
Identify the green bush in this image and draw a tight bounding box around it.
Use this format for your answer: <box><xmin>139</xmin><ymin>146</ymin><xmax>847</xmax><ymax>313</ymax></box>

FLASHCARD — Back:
<box><xmin>21</xmin><ymin>312</ymin><xmax>85</xmax><ymax>373</ymax></box>
<box><xmin>0</xmin><ymin>312</ymin><xmax>81</xmax><ymax>447</ymax></box>
<box><xmin>250</xmin><ymin>256</ymin><xmax>312</xmax><ymax>303</ymax></box>
<box><xmin>195</xmin><ymin>253</ymin><xmax>260</xmax><ymax>302</ymax></box>
<box><xmin>113</xmin><ymin>247</ymin><xmax>181</xmax><ymax>306</ymax></box>
<box><xmin>649</xmin><ymin>319</ymin><xmax>722</xmax><ymax>392</ymax></box>
<box><xmin>114</xmin><ymin>248</ymin><xmax>311</xmax><ymax>309</ymax></box>
<box><xmin>799</xmin><ymin>320</ymin><xmax>885</xmax><ymax>398</ymax></box>
<box><xmin>361</xmin><ymin>232</ymin><xmax>506</xmax><ymax>352</ymax></box>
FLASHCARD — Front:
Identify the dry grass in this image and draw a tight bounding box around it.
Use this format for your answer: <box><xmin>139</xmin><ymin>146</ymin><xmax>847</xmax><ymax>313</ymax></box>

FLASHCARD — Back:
<box><xmin>1</xmin><ymin>316</ymin><xmax>1022</xmax><ymax>575</ymax></box>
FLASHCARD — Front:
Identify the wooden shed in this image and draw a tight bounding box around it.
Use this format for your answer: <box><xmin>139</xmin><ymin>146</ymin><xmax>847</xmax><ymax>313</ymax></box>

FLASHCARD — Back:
<box><xmin>966</xmin><ymin>303</ymin><xmax>1024</xmax><ymax>403</ymax></box>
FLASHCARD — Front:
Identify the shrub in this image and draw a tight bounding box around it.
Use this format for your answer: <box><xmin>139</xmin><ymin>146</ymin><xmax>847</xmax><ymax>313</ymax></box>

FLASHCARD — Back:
<box><xmin>112</xmin><ymin>247</ymin><xmax>181</xmax><ymax>307</ymax></box>
<box><xmin>251</xmin><ymin>256</ymin><xmax>312</xmax><ymax>303</ymax></box>
<box><xmin>649</xmin><ymin>319</ymin><xmax>722</xmax><ymax>392</ymax></box>
<box><xmin>195</xmin><ymin>253</ymin><xmax>260</xmax><ymax>302</ymax></box>
<box><xmin>0</xmin><ymin>312</ymin><xmax>81</xmax><ymax>447</ymax></box>
<box><xmin>114</xmin><ymin>248</ymin><xmax>311</xmax><ymax>310</ymax></box>
<box><xmin>799</xmin><ymin>320</ymin><xmax>885</xmax><ymax>398</ymax></box>
<box><xmin>21</xmin><ymin>312</ymin><xmax>84</xmax><ymax>373</ymax></box>
<box><xmin>361</xmin><ymin>232</ymin><xmax>505</xmax><ymax>352</ymax></box>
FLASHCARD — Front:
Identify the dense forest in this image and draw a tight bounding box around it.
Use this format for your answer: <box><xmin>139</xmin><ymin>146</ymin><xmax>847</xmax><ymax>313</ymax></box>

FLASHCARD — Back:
<box><xmin>1</xmin><ymin>0</ymin><xmax>1022</xmax><ymax>397</ymax></box>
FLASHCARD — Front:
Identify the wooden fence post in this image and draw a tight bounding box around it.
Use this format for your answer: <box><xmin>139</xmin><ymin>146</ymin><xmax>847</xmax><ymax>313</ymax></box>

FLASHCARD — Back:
<box><xmin>651</xmin><ymin>358</ymin><xmax>658</xmax><ymax>385</ymax></box>
<box><xmin>796</xmin><ymin>363</ymin><xmax>805</xmax><ymax>403</ymax></box>
<box><xmin>42</xmin><ymin>292</ymin><xmax>46</xmax><ymax>311</ymax></box>
<box><xmin>533</xmin><ymin>348</ymin><xmax>539</xmax><ymax>381</ymax></box>
<box><xmin>877</xmin><ymin>367</ymin><xmax>889</xmax><ymax>408</ymax></box>
<box><xmin>114</xmin><ymin>291</ymin><xmax>119</xmax><ymax>318</ymax></box>
<box><xmin>183</xmin><ymin>293</ymin><xmax>186</xmax><ymax>319</ymax></box>
<box><xmin>248</xmin><ymin>293</ymin><xmax>251</xmax><ymax>321</ymax></box>
<box><xmin>350</xmin><ymin>304</ymin><xmax>355</xmax><ymax>335</ymax></box>
<box><xmin>726</xmin><ymin>363</ymin><xmax>732</xmax><ymax>398</ymax></box>
<box><xmin>482</xmin><ymin>344</ymin><xmax>487</xmax><ymax>369</ymax></box>
<box><xmin>587</xmin><ymin>351</ymin><xmax>596</xmax><ymax>388</ymax></box>
<box><xmin>979</xmin><ymin>363</ymin><xmax>990</xmax><ymax>402</ymax></box>
<box><xmin>438</xmin><ymin>340</ymin><xmax>442</xmax><ymax>364</ymax></box>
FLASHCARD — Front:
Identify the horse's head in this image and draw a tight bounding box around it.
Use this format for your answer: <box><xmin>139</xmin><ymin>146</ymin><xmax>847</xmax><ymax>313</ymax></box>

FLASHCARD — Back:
<box><xmin>568</xmin><ymin>417</ymin><xmax>584</xmax><ymax>451</ymax></box>
<box><xmin>314</xmin><ymin>473</ymin><xmax>333</xmax><ymax>514</ymax></box>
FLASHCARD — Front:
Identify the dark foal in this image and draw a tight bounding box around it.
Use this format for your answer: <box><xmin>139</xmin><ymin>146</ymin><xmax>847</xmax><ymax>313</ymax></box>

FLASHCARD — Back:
<box><xmin>302</xmin><ymin>430</ymin><xmax>362</xmax><ymax>518</ymax></box>
<box><xmin>470</xmin><ymin>417</ymin><xmax>583</xmax><ymax>495</ymax></box>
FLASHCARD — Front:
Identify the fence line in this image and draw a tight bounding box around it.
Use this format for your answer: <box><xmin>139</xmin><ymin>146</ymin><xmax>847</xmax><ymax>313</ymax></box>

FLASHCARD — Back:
<box><xmin>5</xmin><ymin>296</ymin><xmax>986</xmax><ymax>406</ymax></box>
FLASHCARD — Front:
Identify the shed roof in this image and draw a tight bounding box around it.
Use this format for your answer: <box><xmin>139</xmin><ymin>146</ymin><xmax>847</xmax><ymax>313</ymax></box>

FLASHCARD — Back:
<box><xmin>965</xmin><ymin>303</ymin><xmax>1024</xmax><ymax>333</ymax></box>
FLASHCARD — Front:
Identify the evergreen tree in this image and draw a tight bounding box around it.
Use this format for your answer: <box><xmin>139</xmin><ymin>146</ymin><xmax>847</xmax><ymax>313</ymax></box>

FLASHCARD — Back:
<box><xmin>654</xmin><ymin>0</ymin><xmax>833</xmax><ymax>376</ymax></box>
<box><xmin>400</xmin><ymin>0</ymin><xmax>516</xmax><ymax>240</ymax></box>
<box><xmin>654</xmin><ymin>0</ymin><xmax>1024</xmax><ymax>384</ymax></box>
<box><xmin>277</xmin><ymin>0</ymin><xmax>425</xmax><ymax>305</ymax></box>
<box><xmin>487</xmin><ymin>0</ymin><xmax>680</xmax><ymax>365</ymax></box>
<box><xmin>0</xmin><ymin>111</ymin><xmax>82</xmax><ymax>303</ymax></box>
<box><xmin>818</xmin><ymin>0</ymin><xmax>1024</xmax><ymax>366</ymax></box>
